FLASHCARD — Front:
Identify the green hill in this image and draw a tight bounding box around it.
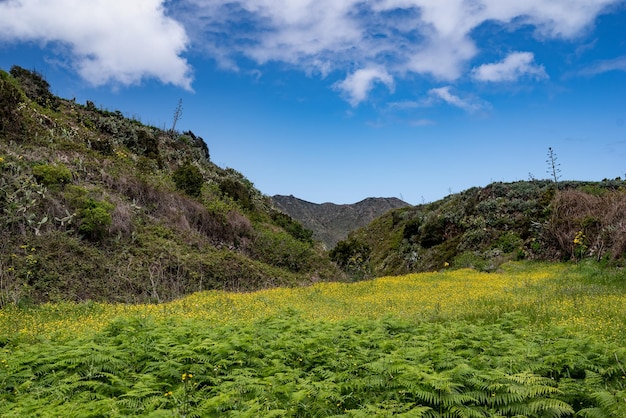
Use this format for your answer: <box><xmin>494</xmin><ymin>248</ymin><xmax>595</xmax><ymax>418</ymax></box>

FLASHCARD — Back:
<box><xmin>331</xmin><ymin>179</ymin><xmax>626</xmax><ymax>279</ymax></box>
<box><xmin>0</xmin><ymin>66</ymin><xmax>340</xmax><ymax>305</ymax></box>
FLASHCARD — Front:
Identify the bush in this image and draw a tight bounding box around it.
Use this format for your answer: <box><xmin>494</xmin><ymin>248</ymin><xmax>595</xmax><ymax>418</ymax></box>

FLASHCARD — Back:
<box><xmin>402</xmin><ymin>218</ymin><xmax>421</xmax><ymax>241</ymax></box>
<box><xmin>78</xmin><ymin>198</ymin><xmax>114</xmax><ymax>240</ymax></box>
<box><xmin>172</xmin><ymin>163</ymin><xmax>204</xmax><ymax>197</ymax></box>
<box><xmin>9</xmin><ymin>66</ymin><xmax>59</xmax><ymax>110</ymax></box>
<box><xmin>32</xmin><ymin>163</ymin><xmax>72</xmax><ymax>188</ymax></box>
<box><xmin>495</xmin><ymin>231</ymin><xmax>523</xmax><ymax>253</ymax></box>
<box><xmin>330</xmin><ymin>238</ymin><xmax>371</xmax><ymax>279</ymax></box>
<box><xmin>271</xmin><ymin>212</ymin><xmax>313</xmax><ymax>243</ymax></box>
<box><xmin>0</xmin><ymin>70</ymin><xmax>24</xmax><ymax>139</ymax></box>
<box><xmin>219</xmin><ymin>178</ymin><xmax>252</xmax><ymax>209</ymax></box>
<box><xmin>251</xmin><ymin>227</ymin><xmax>314</xmax><ymax>272</ymax></box>
<box><xmin>419</xmin><ymin>215</ymin><xmax>446</xmax><ymax>248</ymax></box>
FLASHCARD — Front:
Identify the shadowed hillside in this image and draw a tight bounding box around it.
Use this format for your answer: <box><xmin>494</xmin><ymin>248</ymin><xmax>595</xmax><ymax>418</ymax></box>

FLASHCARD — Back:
<box><xmin>330</xmin><ymin>180</ymin><xmax>626</xmax><ymax>279</ymax></box>
<box><xmin>271</xmin><ymin>195</ymin><xmax>410</xmax><ymax>249</ymax></box>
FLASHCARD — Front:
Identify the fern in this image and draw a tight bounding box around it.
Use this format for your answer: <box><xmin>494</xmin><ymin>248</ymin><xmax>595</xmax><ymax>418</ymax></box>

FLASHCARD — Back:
<box><xmin>2</xmin><ymin>308</ymin><xmax>626</xmax><ymax>416</ymax></box>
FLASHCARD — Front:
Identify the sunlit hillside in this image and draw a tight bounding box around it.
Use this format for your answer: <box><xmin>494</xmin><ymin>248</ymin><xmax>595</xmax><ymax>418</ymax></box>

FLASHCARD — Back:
<box><xmin>1</xmin><ymin>66</ymin><xmax>341</xmax><ymax>305</ymax></box>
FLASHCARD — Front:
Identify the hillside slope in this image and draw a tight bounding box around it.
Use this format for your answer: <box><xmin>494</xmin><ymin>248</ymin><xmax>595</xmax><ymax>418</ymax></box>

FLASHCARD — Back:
<box><xmin>0</xmin><ymin>66</ymin><xmax>341</xmax><ymax>305</ymax></box>
<box><xmin>331</xmin><ymin>180</ymin><xmax>626</xmax><ymax>278</ymax></box>
<box><xmin>271</xmin><ymin>195</ymin><xmax>410</xmax><ymax>248</ymax></box>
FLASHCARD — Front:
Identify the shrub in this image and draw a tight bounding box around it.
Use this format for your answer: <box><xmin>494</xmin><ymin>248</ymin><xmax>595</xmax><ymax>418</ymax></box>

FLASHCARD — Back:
<box><xmin>78</xmin><ymin>198</ymin><xmax>114</xmax><ymax>240</ymax></box>
<box><xmin>32</xmin><ymin>163</ymin><xmax>72</xmax><ymax>188</ymax></box>
<box><xmin>137</xmin><ymin>129</ymin><xmax>161</xmax><ymax>164</ymax></box>
<box><xmin>251</xmin><ymin>227</ymin><xmax>314</xmax><ymax>272</ymax></box>
<box><xmin>402</xmin><ymin>218</ymin><xmax>421</xmax><ymax>241</ymax></box>
<box><xmin>173</xmin><ymin>163</ymin><xmax>204</xmax><ymax>197</ymax></box>
<box><xmin>270</xmin><ymin>211</ymin><xmax>313</xmax><ymax>243</ymax></box>
<box><xmin>458</xmin><ymin>228</ymin><xmax>491</xmax><ymax>251</ymax></box>
<box><xmin>495</xmin><ymin>231</ymin><xmax>523</xmax><ymax>253</ymax></box>
<box><xmin>419</xmin><ymin>215</ymin><xmax>446</xmax><ymax>248</ymax></box>
<box><xmin>330</xmin><ymin>238</ymin><xmax>371</xmax><ymax>279</ymax></box>
<box><xmin>0</xmin><ymin>70</ymin><xmax>24</xmax><ymax>139</ymax></box>
<box><xmin>219</xmin><ymin>178</ymin><xmax>252</xmax><ymax>209</ymax></box>
<box><xmin>9</xmin><ymin>66</ymin><xmax>59</xmax><ymax>110</ymax></box>
<box><xmin>182</xmin><ymin>130</ymin><xmax>210</xmax><ymax>162</ymax></box>
<box><xmin>545</xmin><ymin>190</ymin><xmax>626</xmax><ymax>261</ymax></box>
<box><xmin>0</xmin><ymin>157</ymin><xmax>48</xmax><ymax>234</ymax></box>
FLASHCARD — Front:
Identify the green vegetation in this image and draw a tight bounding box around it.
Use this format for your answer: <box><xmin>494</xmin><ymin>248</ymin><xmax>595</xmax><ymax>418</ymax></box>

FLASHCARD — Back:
<box><xmin>77</xmin><ymin>198</ymin><xmax>115</xmax><ymax>240</ymax></box>
<box><xmin>9</xmin><ymin>65</ymin><xmax>59</xmax><ymax>110</ymax></box>
<box><xmin>31</xmin><ymin>163</ymin><xmax>72</xmax><ymax>188</ymax></box>
<box><xmin>0</xmin><ymin>66</ymin><xmax>337</xmax><ymax>305</ymax></box>
<box><xmin>172</xmin><ymin>162</ymin><xmax>203</xmax><ymax>197</ymax></box>
<box><xmin>0</xmin><ymin>70</ymin><xmax>25</xmax><ymax>140</ymax></box>
<box><xmin>334</xmin><ymin>180</ymin><xmax>626</xmax><ymax>279</ymax></box>
<box><xmin>3</xmin><ymin>65</ymin><xmax>625</xmax><ymax>304</ymax></box>
<box><xmin>1</xmin><ymin>262</ymin><xmax>625</xmax><ymax>416</ymax></box>
<box><xmin>2</xmin><ymin>64</ymin><xmax>626</xmax><ymax>417</ymax></box>
<box><xmin>329</xmin><ymin>238</ymin><xmax>372</xmax><ymax>280</ymax></box>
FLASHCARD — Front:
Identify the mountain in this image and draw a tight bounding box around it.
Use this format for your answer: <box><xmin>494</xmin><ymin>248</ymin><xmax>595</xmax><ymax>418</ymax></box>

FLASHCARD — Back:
<box><xmin>0</xmin><ymin>66</ymin><xmax>341</xmax><ymax>305</ymax></box>
<box><xmin>271</xmin><ymin>195</ymin><xmax>411</xmax><ymax>249</ymax></box>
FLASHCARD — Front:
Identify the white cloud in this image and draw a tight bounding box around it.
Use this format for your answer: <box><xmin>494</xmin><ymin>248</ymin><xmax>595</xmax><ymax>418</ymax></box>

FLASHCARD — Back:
<box><xmin>2</xmin><ymin>0</ymin><xmax>620</xmax><ymax>98</ymax></box>
<box><xmin>335</xmin><ymin>67</ymin><xmax>395</xmax><ymax>107</ymax></box>
<box><xmin>428</xmin><ymin>86</ymin><xmax>487</xmax><ymax>113</ymax></box>
<box><xmin>409</xmin><ymin>119</ymin><xmax>436</xmax><ymax>127</ymax></box>
<box><xmin>390</xmin><ymin>86</ymin><xmax>488</xmax><ymax>113</ymax></box>
<box><xmin>173</xmin><ymin>0</ymin><xmax>621</xmax><ymax>104</ymax></box>
<box><xmin>472</xmin><ymin>52</ymin><xmax>548</xmax><ymax>82</ymax></box>
<box><xmin>0</xmin><ymin>0</ymin><xmax>192</xmax><ymax>89</ymax></box>
<box><xmin>579</xmin><ymin>55</ymin><xmax>626</xmax><ymax>75</ymax></box>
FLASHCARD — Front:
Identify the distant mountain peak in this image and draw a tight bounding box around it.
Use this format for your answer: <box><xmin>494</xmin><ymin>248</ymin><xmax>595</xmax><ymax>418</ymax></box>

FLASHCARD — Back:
<box><xmin>271</xmin><ymin>195</ymin><xmax>410</xmax><ymax>249</ymax></box>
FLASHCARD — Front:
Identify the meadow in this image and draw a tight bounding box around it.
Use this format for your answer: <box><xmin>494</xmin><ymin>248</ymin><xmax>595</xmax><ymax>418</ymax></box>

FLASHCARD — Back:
<box><xmin>1</xmin><ymin>261</ymin><xmax>625</xmax><ymax>417</ymax></box>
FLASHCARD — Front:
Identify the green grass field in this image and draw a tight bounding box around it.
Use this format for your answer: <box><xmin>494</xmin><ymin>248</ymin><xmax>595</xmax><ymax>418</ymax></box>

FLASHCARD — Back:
<box><xmin>1</xmin><ymin>261</ymin><xmax>625</xmax><ymax>417</ymax></box>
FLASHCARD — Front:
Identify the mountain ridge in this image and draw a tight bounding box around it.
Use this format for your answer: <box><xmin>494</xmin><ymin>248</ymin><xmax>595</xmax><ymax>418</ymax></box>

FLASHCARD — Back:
<box><xmin>271</xmin><ymin>194</ymin><xmax>410</xmax><ymax>249</ymax></box>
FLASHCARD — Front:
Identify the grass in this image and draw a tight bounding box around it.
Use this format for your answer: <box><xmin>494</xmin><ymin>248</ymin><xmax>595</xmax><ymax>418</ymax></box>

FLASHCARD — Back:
<box><xmin>1</xmin><ymin>261</ymin><xmax>626</xmax><ymax>416</ymax></box>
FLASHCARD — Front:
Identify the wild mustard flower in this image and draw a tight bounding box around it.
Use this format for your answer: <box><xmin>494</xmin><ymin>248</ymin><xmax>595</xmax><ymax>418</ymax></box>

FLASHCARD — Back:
<box><xmin>573</xmin><ymin>231</ymin><xmax>585</xmax><ymax>246</ymax></box>
<box><xmin>573</xmin><ymin>230</ymin><xmax>587</xmax><ymax>260</ymax></box>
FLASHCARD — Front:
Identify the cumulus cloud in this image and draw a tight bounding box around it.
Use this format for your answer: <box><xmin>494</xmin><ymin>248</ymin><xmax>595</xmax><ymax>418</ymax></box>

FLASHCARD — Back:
<box><xmin>2</xmin><ymin>0</ymin><xmax>619</xmax><ymax>98</ymax></box>
<box><xmin>0</xmin><ymin>0</ymin><xmax>192</xmax><ymax>88</ymax></box>
<box><xmin>472</xmin><ymin>52</ymin><xmax>548</xmax><ymax>82</ymax></box>
<box><xmin>173</xmin><ymin>0</ymin><xmax>620</xmax><ymax>104</ymax></box>
<box><xmin>335</xmin><ymin>67</ymin><xmax>395</xmax><ymax>107</ymax></box>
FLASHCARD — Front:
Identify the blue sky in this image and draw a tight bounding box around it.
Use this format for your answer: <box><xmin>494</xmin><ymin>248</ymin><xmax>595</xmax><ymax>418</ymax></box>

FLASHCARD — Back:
<box><xmin>1</xmin><ymin>0</ymin><xmax>625</xmax><ymax>205</ymax></box>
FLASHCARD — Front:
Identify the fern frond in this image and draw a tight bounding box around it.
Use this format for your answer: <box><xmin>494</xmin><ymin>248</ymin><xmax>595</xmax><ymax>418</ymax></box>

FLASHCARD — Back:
<box><xmin>575</xmin><ymin>407</ymin><xmax>610</xmax><ymax>418</ymax></box>
<box><xmin>501</xmin><ymin>398</ymin><xmax>574</xmax><ymax>417</ymax></box>
<box><xmin>589</xmin><ymin>390</ymin><xmax>617</xmax><ymax>410</ymax></box>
